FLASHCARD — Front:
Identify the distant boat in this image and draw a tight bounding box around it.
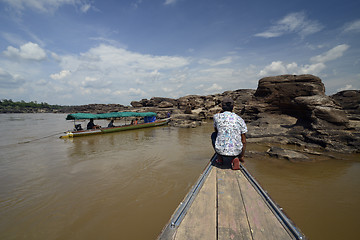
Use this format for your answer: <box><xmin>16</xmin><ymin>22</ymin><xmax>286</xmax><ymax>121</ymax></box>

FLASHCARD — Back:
<box><xmin>60</xmin><ymin>112</ymin><xmax>170</xmax><ymax>138</ymax></box>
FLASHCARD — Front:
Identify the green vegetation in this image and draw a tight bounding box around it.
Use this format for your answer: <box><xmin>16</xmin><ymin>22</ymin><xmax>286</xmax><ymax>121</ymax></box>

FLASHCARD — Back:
<box><xmin>0</xmin><ymin>99</ymin><xmax>63</xmax><ymax>113</ymax></box>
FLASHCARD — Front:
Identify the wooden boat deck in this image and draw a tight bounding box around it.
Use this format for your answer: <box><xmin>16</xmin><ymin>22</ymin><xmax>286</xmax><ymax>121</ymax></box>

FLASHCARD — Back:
<box><xmin>158</xmin><ymin>155</ymin><xmax>305</xmax><ymax>240</ymax></box>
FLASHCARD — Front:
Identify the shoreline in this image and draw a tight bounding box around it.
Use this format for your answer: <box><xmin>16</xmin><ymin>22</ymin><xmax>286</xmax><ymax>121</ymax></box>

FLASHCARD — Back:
<box><xmin>2</xmin><ymin>74</ymin><xmax>359</xmax><ymax>155</ymax></box>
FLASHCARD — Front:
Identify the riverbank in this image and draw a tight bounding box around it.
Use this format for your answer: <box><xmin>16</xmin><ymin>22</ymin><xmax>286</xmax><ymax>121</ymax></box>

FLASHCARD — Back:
<box><xmin>2</xmin><ymin>74</ymin><xmax>359</xmax><ymax>154</ymax></box>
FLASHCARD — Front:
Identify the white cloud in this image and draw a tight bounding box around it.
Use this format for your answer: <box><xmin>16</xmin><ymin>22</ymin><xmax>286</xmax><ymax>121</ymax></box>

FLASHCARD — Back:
<box><xmin>50</xmin><ymin>70</ymin><xmax>71</xmax><ymax>80</ymax></box>
<box><xmin>132</xmin><ymin>0</ymin><xmax>143</xmax><ymax>9</ymax></box>
<box><xmin>77</xmin><ymin>44</ymin><xmax>190</xmax><ymax>71</ymax></box>
<box><xmin>1</xmin><ymin>32</ymin><xmax>24</xmax><ymax>46</ymax></box>
<box><xmin>2</xmin><ymin>0</ymin><xmax>92</xmax><ymax>14</ymax></box>
<box><xmin>198</xmin><ymin>56</ymin><xmax>233</xmax><ymax>66</ymax></box>
<box><xmin>259</xmin><ymin>44</ymin><xmax>351</xmax><ymax>77</ymax></box>
<box><xmin>168</xmin><ymin>70</ymin><xmax>188</xmax><ymax>83</ymax></box>
<box><xmin>205</xmin><ymin>83</ymin><xmax>222</xmax><ymax>93</ymax></box>
<box><xmin>135</xmin><ymin>78</ymin><xmax>145</xmax><ymax>85</ymax></box>
<box><xmin>164</xmin><ymin>0</ymin><xmax>178</xmax><ymax>5</ymax></box>
<box><xmin>301</xmin><ymin>63</ymin><xmax>326</xmax><ymax>74</ymax></box>
<box><xmin>128</xmin><ymin>88</ymin><xmax>147</xmax><ymax>96</ymax></box>
<box><xmin>259</xmin><ymin>61</ymin><xmax>326</xmax><ymax>77</ymax></box>
<box><xmin>80</xmin><ymin>3</ymin><xmax>91</xmax><ymax>13</ymax></box>
<box><xmin>337</xmin><ymin>84</ymin><xmax>353</xmax><ymax>92</ymax></box>
<box><xmin>343</xmin><ymin>19</ymin><xmax>360</xmax><ymax>32</ymax></box>
<box><xmin>259</xmin><ymin>61</ymin><xmax>287</xmax><ymax>76</ymax></box>
<box><xmin>195</xmin><ymin>84</ymin><xmax>204</xmax><ymax>90</ymax></box>
<box><xmin>255</xmin><ymin>12</ymin><xmax>323</xmax><ymax>38</ymax></box>
<box><xmin>80</xmin><ymin>76</ymin><xmax>111</xmax><ymax>88</ymax></box>
<box><xmin>45</xmin><ymin>44</ymin><xmax>191</xmax><ymax>103</ymax></box>
<box><xmin>162</xmin><ymin>87</ymin><xmax>173</xmax><ymax>92</ymax></box>
<box><xmin>150</xmin><ymin>69</ymin><xmax>161</xmax><ymax>81</ymax></box>
<box><xmin>0</xmin><ymin>68</ymin><xmax>25</xmax><ymax>88</ymax></box>
<box><xmin>3</xmin><ymin>42</ymin><xmax>47</xmax><ymax>61</ymax></box>
<box><xmin>310</xmin><ymin>44</ymin><xmax>350</xmax><ymax>63</ymax></box>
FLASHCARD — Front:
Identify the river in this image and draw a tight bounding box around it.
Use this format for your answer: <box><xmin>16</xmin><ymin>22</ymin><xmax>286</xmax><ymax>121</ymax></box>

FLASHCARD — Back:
<box><xmin>0</xmin><ymin>113</ymin><xmax>359</xmax><ymax>240</ymax></box>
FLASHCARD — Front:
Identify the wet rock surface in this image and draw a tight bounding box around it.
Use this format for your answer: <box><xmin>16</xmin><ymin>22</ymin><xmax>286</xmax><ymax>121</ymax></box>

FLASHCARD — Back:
<box><xmin>266</xmin><ymin>147</ymin><xmax>310</xmax><ymax>162</ymax></box>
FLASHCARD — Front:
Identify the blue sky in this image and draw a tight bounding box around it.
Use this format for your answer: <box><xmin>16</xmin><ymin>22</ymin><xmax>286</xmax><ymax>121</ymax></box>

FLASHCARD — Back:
<box><xmin>0</xmin><ymin>0</ymin><xmax>359</xmax><ymax>105</ymax></box>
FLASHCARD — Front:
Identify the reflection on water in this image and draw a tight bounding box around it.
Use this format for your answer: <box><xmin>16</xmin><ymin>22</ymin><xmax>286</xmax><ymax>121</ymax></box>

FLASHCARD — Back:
<box><xmin>0</xmin><ymin>114</ymin><xmax>359</xmax><ymax>240</ymax></box>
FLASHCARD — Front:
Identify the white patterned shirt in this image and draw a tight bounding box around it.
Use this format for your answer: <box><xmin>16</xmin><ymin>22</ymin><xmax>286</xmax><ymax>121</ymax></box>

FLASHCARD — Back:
<box><xmin>213</xmin><ymin>111</ymin><xmax>247</xmax><ymax>156</ymax></box>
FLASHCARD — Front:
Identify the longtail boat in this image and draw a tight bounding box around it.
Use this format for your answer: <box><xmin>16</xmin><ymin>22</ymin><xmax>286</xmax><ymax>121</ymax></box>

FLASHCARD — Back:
<box><xmin>157</xmin><ymin>154</ymin><xmax>306</xmax><ymax>240</ymax></box>
<box><xmin>60</xmin><ymin>112</ymin><xmax>170</xmax><ymax>138</ymax></box>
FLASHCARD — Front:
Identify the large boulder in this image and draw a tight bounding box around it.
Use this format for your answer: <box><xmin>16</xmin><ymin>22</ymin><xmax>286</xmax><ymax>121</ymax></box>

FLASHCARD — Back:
<box><xmin>331</xmin><ymin>90</ymin><xmax>360</xmax><ymax>120</ymax></box>
<box><xmin>249</xmin><ymin>74</ymin><xmax>349</xmax><ymax>129</ymax></box>
<box><xmin>149</xmin><ymin>97</ymin><xmax>177</xmax><ymax>107</ymax></box>
<box><xmin>158</xmin><ymin>101</ymin><xmax>174</xmax><ymax>108</ymax></box>
<box><xmin>254</xmin><ymin>74</ymin><xmax>325</xmax><ymax>113</ymax></box>
<box><xmin>293</xmin><ymin>95</ymin><xmax>349</xmax><ymax>129</ymax></box>
<box><xmin>130</xmin><ymin>101</ymin><xmax>143</xmax><ymax>108</ymax></box>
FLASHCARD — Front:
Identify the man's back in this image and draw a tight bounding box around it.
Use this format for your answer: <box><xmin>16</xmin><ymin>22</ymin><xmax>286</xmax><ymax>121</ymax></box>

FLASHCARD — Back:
<box><xmin>213</xmin><ymin>111</ymin><xmax>247</xmax><ymax>156</ymax></box>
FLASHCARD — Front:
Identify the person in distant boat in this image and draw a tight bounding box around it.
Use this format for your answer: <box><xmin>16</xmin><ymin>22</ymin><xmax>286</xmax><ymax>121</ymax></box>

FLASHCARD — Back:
<box><xmin>87</xmin><ymin>119</ymin><xmax>100</xmax><ymax>130</ymax></box>
<box><xmin>108</xmin><ymin>119</ymin><xmax>115</xmax><ymax>128</ymax></box>
<box><xmin>211</xmin><ymin>97</ymin><xmax>247</xmax><ymax>170</ymax></box>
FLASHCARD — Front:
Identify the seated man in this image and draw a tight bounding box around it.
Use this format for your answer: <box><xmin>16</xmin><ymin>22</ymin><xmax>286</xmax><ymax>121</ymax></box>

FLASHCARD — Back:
<box><xmin>87</xmin><ymin>119</ymin><xmax>100</xmax><ymax>130</ymax></box>
<box><xmin>108</xmin><ymin>119</ymin><xmax>115</xmax><ymax>128</ymax></box>
<box><xmin>75</xmin><ymin>124</ymin><xmax>83</xmax><ymax>131</ymax></box>
<box><xmin>212</xmin><ymin>97</ymin><xmax>247</xmax><ymax>170</ymax></box>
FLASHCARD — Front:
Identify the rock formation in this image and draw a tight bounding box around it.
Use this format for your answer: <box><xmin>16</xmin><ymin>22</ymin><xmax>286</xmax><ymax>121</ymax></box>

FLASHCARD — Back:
<box><xmin>331</xmin><ymin>90</ymin><xmax>360</xmax><ymax>120</ymax></box>
<box><xmin>53</xmin><ymin>74</ymin><xmax>359</xmax><ymax>154</ymax></box>
<box><xmin>128</xmin><ymin>75</ymin><xmax>359</xmax><ymax>154</ymax></box>
<box><xmin>243</xmin><ymin>75</ymin><xmax>358</xmax><ymax>154</ymax></box>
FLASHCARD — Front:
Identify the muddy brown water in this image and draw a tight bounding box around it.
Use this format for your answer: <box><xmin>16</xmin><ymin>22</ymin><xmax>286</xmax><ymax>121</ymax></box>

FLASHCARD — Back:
<box><xmin>0</xmin><ymin>113</ymin><xmax>359</xmax><ymax>239</ymax></box>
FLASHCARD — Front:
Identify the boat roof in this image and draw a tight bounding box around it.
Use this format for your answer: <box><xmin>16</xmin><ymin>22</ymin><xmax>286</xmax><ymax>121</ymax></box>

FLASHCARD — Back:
<box><xmin>66</xmin><ymin>112</ymin><xmax>157</xmax><ymax>120</ymax></box>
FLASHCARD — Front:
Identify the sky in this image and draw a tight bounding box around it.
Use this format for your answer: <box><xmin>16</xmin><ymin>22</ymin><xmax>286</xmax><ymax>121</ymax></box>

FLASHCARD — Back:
<box><xmin>0</xmin><ymin>0</ymin><xmax>359</xmax><ymax>105</ymax></box>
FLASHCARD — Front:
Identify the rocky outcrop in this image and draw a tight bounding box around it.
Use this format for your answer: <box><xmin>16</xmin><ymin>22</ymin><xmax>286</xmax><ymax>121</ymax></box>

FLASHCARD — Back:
<box><xmin>129</xmin><ymin>89</ymin><xmax>255</xmax><ymax>128</ymax></box>
<box><xmin>293</xmin><ymin>95</ymin><xmax>349</xmax><ymax>129</ymax></box>
<box><xmin>45</xmin><ymin>74</ymin><xmax>358</xmax><ymax>154</ymax></box>
<box><xmin>126</xmin><ymin>74</ymin><xmax>359</xmax><ymax>153</ymax></box>
<box><xmin>243</xmin><ymin>75</ymin><xmax>358</xmax><ymax>153</ymax></box>
<box><xmin>254</xmin><ymin>74</ymin><xmax>325</xmax><ymax>108</ymax></box>
<box><xmin>250</xmin><ymin>74</ymin><xmax>349</xmax><ymax>129</ymax></box>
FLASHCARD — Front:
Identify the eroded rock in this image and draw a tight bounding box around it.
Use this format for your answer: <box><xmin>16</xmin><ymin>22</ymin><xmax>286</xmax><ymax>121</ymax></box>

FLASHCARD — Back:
<box><xmin>267</xmin><ymin>147</ymin><xmax>310</xmax><ymax>162</ymax></box>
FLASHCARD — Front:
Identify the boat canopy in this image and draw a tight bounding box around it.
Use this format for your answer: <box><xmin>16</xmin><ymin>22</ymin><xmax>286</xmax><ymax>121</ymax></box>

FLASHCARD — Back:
<box><xmin>66</xmin><ymin>112</ymin><xmax>157</xmax><ymax>120</ymax></box>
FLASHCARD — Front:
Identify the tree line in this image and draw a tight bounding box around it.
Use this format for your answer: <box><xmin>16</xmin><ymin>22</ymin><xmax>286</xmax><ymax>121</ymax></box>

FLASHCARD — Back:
<box><xmin>0</xmin><ymin>99</ymin><xmax>64</xmax><ymax>113</ymax></box>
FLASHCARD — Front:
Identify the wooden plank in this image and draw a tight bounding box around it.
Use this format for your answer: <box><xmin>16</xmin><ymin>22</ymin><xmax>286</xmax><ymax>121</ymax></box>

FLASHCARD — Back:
<box><xmin>174</xmin><ymin>167</ymin><xmax>217</xmax><ymax>240</ymax></box>
<box><xmin>236</xmin><ymin>170</ymin><xmax>293</xmax><ymax>239</ymax></box>
<box><xmin>217</xmin><ymin>168</ymin><xmax>252</xmax><ymax>240</ymax></box>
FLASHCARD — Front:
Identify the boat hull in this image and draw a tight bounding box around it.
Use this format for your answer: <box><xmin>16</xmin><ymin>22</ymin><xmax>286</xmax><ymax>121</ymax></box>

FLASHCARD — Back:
<box><xmin>60</xmin><ymin>118</ymin><xmax>170</xmax><ymax>138</ymax></box>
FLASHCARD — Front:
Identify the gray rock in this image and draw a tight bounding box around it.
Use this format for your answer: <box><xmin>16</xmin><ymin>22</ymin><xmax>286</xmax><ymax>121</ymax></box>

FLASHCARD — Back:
<box><xmin>158</xmin><ymin>101</ymin><xmax>174</xmax><ymax>108</ymax></box>
<box><xmin>267</xmin><ymin>147</ymin><xmax>310</xmax><ymax>162</ymax></box>
<box><xmin>293</xmin><ymin>95</ymin><xmax>349</xmax><ymax>128</ymax></box>
<box><xmin>331</xmin><ymin>90</ymin><xmax>360</xmax><ymax>120</ymax></box>
<box><xmin>130</xmin><ymin>101</ymin><xmax>143</xmax><ymax>108</ymax></box>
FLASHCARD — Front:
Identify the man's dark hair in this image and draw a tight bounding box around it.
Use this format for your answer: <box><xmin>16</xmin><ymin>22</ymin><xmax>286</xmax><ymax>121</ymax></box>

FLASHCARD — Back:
<box><xmin>221</xmin><ymin>97</ymin><xmax>234</xmax><ymax>112</ymax></box>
